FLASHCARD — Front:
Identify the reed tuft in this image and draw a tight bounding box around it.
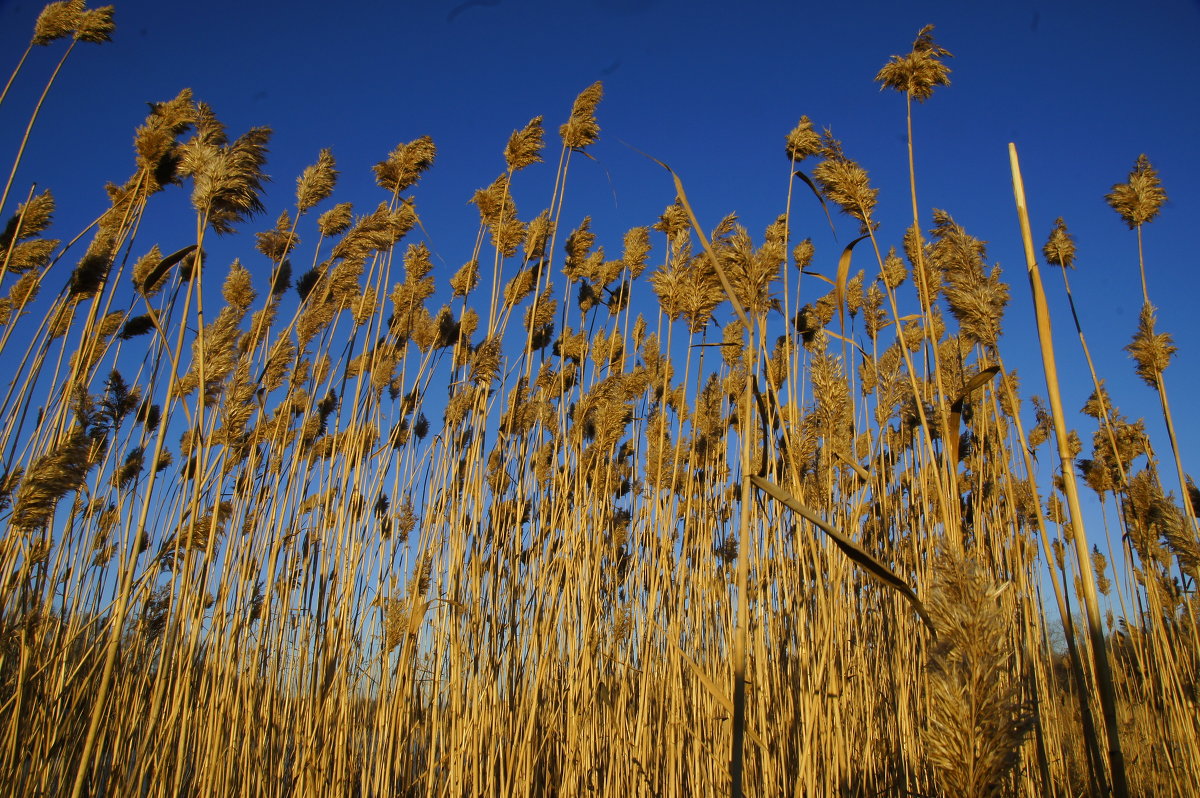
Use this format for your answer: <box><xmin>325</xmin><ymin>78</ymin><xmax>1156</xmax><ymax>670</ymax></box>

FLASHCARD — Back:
<box><xmin>559</xmin><ymin>81</ymin><xmax>603</xmax><ymax>149</ymax></box>
<box><xmin>924</xmin><ymin>555</ymin><xmax>1034</xmax><ymax>798</ymax></box>
<box><xmin>1106</xmin><ymin>154</ymin><xmax>1167</xmax><ymax>229</ymax></box>
<box><xmin>875</xmin><ymin>24</ymin><xmax>953</xmax><ymax>102</ymax></box>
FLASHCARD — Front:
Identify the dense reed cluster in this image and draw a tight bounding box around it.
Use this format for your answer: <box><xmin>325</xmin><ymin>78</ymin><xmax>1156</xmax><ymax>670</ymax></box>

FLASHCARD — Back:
<box><xmin>0</xmin><ymin>7</ymin><xmax>1196</xmax><ymax>796</ymax></box>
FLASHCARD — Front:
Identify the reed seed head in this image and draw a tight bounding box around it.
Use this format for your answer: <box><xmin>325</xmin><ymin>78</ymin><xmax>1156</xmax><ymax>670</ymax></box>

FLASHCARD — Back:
<box><xmin>1042</xmin><ymin>217</ymin><xmax>1076</xmax><ymax>268</ymax></box>
<box><xmin>792</xmin><ymin>238</ymin><xmax>814</xmax><ymax>271</ymax></box>
<box><xmin>451</xmin><ymin>259</ymin><xmax>480</xmax><ymax>297</ymax></box>
<box><xmin>654</xmin><ymin>199</ymin><xmax>690</xmax><ymax>245</ymax></box>
<box><xmin>813</xmin><ymin>132</ymin><xmax>878</xmax><ymax>232</ymax></box>
<box><xmin>374</xmin><ymin>136</ymin><xmax>437</xmax><ymax>194</ymax></box>
<box><xmin>622</xmin><ymin>226</ymin><xmax>651</xmax><ymax>278</ymax></box>
<box><xmin>181</xmin><ymin>123</ymin><xmax>273</xmax><ymax>235</ymax></box>
<box><xmin>256</xmin><ymin>210</ymin><xmax>298</xmax><ymax>262</ymax></box>
<box><xmin>924</xmin><ymin>554</ymin><xmax>1033</xmax><ymax>798</ymax></box>
<box><xmin>785</xmin><ymin>116</ymin><xmax>822</xmax><ymax>162</ymax></box>
<box><xmin>296</xmin><ymin>148</ymin><xmax>338</xmax><ymax>212</ymax></box>
<box><xmin>875</xmin><ymin>24</ymin><xmax>952</xmax><ymax>102</ymax></box>
<box><xmin>73</xmin><ymin>4</ymin><xmax>115</xmax><ymax>43</ymax></box>
<box><xmin>1106</xmin><ymin>154</ymin><xmax>1167</xmax><ymax>228</ymax></box>
<box><xmin>505</xmin><ymin>116</ymin><xmax>545</xmax><ymax>171</ymax></box>
<box><xmin>32</xmin><ymin>1</ymin><xmax>83</xmax><ymax>45</ymax></box>
<box><xmin>317</xmin><ymin>202</ymin><xmax>353</xmax><ymax>237</ymax></box>
<box><xmin>1126</xmin><ymin>301</ymin><xmax>1175</xmax><ymax>386</ymax></box>
<box><xmin>560</xmin><ymin>82</ymin><xmax>603</xmax><ymax>150</ymax></box>
<box><xmin>2</xmin><ymin>190</ymin><xmax>56</xmax><ymax>246</ymax></box>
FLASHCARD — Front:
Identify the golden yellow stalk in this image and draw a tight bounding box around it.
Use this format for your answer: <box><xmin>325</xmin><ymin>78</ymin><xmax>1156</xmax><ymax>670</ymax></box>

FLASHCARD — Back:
<box><xmin>1009</xmin><ymin>142</ymin><xmax>1130</xmax><ymax>798</ymax></box>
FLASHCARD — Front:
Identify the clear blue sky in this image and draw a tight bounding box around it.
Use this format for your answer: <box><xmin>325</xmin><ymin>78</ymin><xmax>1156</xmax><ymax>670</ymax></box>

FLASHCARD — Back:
<box><xmin>2</xmin><ymin>0</ymin><xmax>1198</xmax><ymax>493</ymax></box>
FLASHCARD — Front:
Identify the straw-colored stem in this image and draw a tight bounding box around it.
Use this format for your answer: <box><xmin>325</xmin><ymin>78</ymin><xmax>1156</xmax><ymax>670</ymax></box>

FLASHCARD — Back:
<box><xmin>1009</xmin><ymin>142</ymin><xmax>1130</xmax><ymax>798</ymax></box>
<box><xmin>0</xmin><ymin>39</ymin><xmax>76</xmax><ymax>219</ymax></box>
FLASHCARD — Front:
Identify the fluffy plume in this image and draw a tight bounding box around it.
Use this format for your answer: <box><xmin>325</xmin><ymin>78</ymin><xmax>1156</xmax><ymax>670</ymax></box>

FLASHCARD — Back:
<box><xmin>1042</xmin><ymin>217</ymin><xmax>1076</xmax><ymax>268</ymax></box>
<box><xmin>559</xmin><ymin>82</ymin><xmax>603</xmax><ymax>149</ymax></box>
<box><xmin>875</xmin><ymin>24</ymin><xmax>952</xmax><ymax>102</ymax></box>
<box><xmin>1126</xmin><ymin>302</ymin><xmax>1175</xmax><ymax>386</ymax></box>
<box><xmin>1106</xmin><ymin>155</ymin><xmax>1167</xmax><ymax>229</ymax></box>
<box><xmin>505</xmin><ymin>116</ymin><xmax>545</xmax><ymax>171</ymax></box>
<box><xmin>296</xmin><ymin>148</ymin><xmax>338</xmax><ymax>212</ymax></box>
<box><xmin>374</xmin><ymin>136</ymin><xmax>436</xmax><ymax>195</ymax></box>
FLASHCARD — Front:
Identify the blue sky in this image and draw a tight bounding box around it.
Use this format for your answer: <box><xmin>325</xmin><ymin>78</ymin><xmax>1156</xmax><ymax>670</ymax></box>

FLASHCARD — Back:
<box><xmin>2</xmin><ymin>0</ymin><xmax>1198</xmax><ymax>506</ymax></box>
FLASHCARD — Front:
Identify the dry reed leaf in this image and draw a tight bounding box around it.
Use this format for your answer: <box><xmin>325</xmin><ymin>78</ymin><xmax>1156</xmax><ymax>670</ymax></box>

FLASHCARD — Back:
<box><xmin>407</xmin><ymin>597</ymin><xmax>467</xmax><ymax>639</ymax></box>
<box><xmin>749</xmin><ymin>474</ymin><xmax>934</xmax><ymax>633</ymax></box>
<box><xmin>800</xmin><ymin>269</ymin><xmax>835</xmax><ymax>287</ymax></box>
<box><xmin>623</xmin><ymin>144</ymin><xmax>754</xmax><ymax>332</ymax></box>
<box><xmin>834</xmin><ymin>233</ymin><xmax>870</xmax><ymax>332</ymax></box>
<box><xmin>793</xmin><ymin>169</ymin><xmax>838</xmax><ymax>236</ymax></box>
<box><xmin>139</xmin><ymin>244</ymin><xmax>197</xmax><ymax>294</ymax></box>
<box><xmin>821</xmin><ymin>329</ymin><xmax>870</xmax><ymax>359</ymax></box>
<box><xmin>947</xmin><ymin>365</ymin><xmax>999</xmax><ymax>464</ymax></box>
<box><xmin>832</xmin><ymin>449</ymin><xmax>870</xmax><ymax>482</ymax></box>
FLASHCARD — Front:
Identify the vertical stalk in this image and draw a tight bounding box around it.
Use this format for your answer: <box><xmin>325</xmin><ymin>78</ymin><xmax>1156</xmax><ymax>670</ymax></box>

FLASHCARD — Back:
<box><xmin>1009</xmin><ymin>143</ymin><xmax>1130</xmax><ymax>798</ymax></box>
<box><xmin>0</xmin><ymin>39</ymin><xmax>77</xmax><ymax>218</ymax></box>
<box><xmin>729</xmin><ymin>320</ymin><xmax>758</xmax><ymax>797</ymax></box>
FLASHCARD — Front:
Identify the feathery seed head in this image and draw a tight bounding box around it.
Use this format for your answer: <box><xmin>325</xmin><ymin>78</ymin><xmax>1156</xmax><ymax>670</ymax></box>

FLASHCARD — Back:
<box><xmin>791</xmin><ymin>238</ymin><xmax>815</xmax><ymax>271</ymax></box>
<box><xmin>404</xmin><ymin>241</ymin><xmax>433</xmax><ymax>282</ymax></box>
<box><xmin>317</xmin><ymin>202</ymin><xmax>353</xmax><ymax>237</ymax></box>
<box><xmin>505</xmin><ymin>116</ymin><xmax>545</xmax><ymax>171</ymax></box>
<box><xmin>679</xmin><ymin>253</ymin><xmax>724</xmax><ymax>333</ymax></box>
<box><xmin>181</xmin><ymin>122</ymin><xmax>272</xmax><ymax>235</ymax></box>
<box><xmin>451</xmin><ymin>259</ymin><xmax>480</xmax><ymax>297</ymax></box>
<box><xmin>131</xmin><ymin>245</ymin><xmax>167</xmax><ymax>295</ymax></box>
<box><xmin>504</xmin><ymin>268</ymin><xmax>537</xmax><ymax>308</ymax></box>
<box><xmin>33</xmin><ymin>1</ymin><xmax>83</xmax><ymax>45</ymax></box>
<box><xmin>864</xmin><ymin>282</ymin><xmax>887</xmax><ymax>339</ymax></box>
<box><xmin>351</xmin><ymin>285</ymin><xmax>378</xmax><ymax>326</ymax></box>
<box><xmin>2</xmin><ymin>190</ymin><xmax>56</xmax><ymax>245</ymax></box>
<box><xmin>1126</xmin><ymin>302</ymin><xmax>1175</xmax><ymax>386</ymax></box>
<box><xmin>785</xmin><ymin>115</ymin><xmax>822</xmax><ymax>163</ymax></box>
<box><xmin>716</xmin><ymin>219</ymin><xmax>779</xmax><ymax>317</ymax></box>
<box><xmin>875</xmin><ymin>25</ymin><xmax>952</xmax><ymax>102</ymax></box>
<box><xmin>256</xmin><ymin>210</ymin><xmax>298</xmax><ymax>262</ymax></box>
<box><xmin>69</xmin><ymin>240</ymin><xmax>113</xmax><ymax>297</ymax></box>
<box><xmin>470</xmin><ymin>336</ymin><xmax>502</xmax><ymax>386</ymax></box>
<box><xmin>374</xmin><ymin>136</ymin><xmax>436</xmax><ymax>194</ymax></box>
<box><xmin>560</xmin><ymin>82</ymin><xmax>603</xmax><ymax>150</ymax></box>
<box><xmin>813</xmin><ymin>132</ymin><xmax>879</xmax><ymax>233</ymax></box>
<box><xmin>930</xmin><ymin>211</ymin><xmax>1008</xmax><ymax>349</ymax></box>
<box><xmin>221</xmin><ymin>259</ymin><xmax>255</xmax><ymax>311</ymax></box>
<box><xmin>1106</xmin><ymin>154</ymin><xmax>1167</xmax><ymax>228</ymax></box>
<box><xmin>524</xmin><ymin>287</ymin><xmax>557</xmax><ymax>342</ymax></box>
<box><xmin>142</xmin><ymin>89</ymin><xmax>196</xmax><ymax>137</ymax></box>
<box><xmin>923</xmin><ymin>554</ymin><xmax>1033</xmax><ymax>798</ymax></box>
<box><xmin>2</xmin><ymin>239</ymin><xmax>57</xmax><ymax>274</ymax></box>
<box><xmin>1042</xmin><ymin>217</ymin><xmax>1076</xmax><ymax>268</ymax></box>
<box><xmin>11</xmin><ymin>428</ymin><xmax>97</xmax><ymax>530</ymax></box>
<box><xmin>73</xmin><ymin>4</ymin><xmax>115</xmax><ymax>43</ymax></box>
<box><xmin>654</xmin><ymin>200</ymin><xmax>690</xmax><ymax>245</ymax></box>
<box><xmin>622</xmin><ymin>226</ymin><xmax>651</xmax><ymax>278</ymax></box>
<box><xmin>846</xmin><ymin>269</ymin><xmax>865</xmax><ymax>317</ymax></box>
<box><xmin>766</xmin><ymin>336</ymin><xmax>790</xmax><ymax>389</ymax></box>
<box><xmin>563</xmin><ymin>217</ymin><xmax>596</xmax><ymax>282</ymax></box>
<box><xmin>471</xmin><ymin>173</ymin><xmax>525</xmax><ymax>257</ymax></box>
<box><xmin>1080</xmin><ymin>381</ymin><xmax>1112</xmax><ymax>421</ymax></box>
<box><xmin>882</xmin><ymin>246</ymin><xmax>907</xmax><ymax>289</ymax></box>
<box><xmin>524</xmin><ymin>210</ymin><xmax>554</xmax><ymax>263</ymax></box>
<box><xmin>296</xmin><ymin>148</ymin><xmax>338</xmax><ymax>212</ymax></box>
<box><xmin>0</xmin><ymin>272</ymin><xmax>41</xmax><ymax>323</ymax></box>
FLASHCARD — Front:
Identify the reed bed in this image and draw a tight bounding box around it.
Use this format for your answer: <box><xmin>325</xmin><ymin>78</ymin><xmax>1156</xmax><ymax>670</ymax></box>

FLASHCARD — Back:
<box><xmin>1</xmin><ymin>6</ymin><xmax>1197</xmax><ymax>796</ymax></box>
